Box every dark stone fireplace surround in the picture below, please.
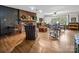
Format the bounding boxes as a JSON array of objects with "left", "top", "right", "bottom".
[{"left": 0, "top": 5, "right": 19, "bottom": 35}]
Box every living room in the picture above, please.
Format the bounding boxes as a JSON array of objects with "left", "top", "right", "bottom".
[{"left": 0, "top": 5, "right": 79, "bottom": 53}]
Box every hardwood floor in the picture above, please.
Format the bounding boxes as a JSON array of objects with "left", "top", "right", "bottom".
[
  {"left": 12, "top": 30, "right": 77, "bottom": 53},
  {"left": 0, "top": 29, "right": 78, "bottom": 53},
  {"left": 0, "top": 32, "right": 25, "bottom": 53}
]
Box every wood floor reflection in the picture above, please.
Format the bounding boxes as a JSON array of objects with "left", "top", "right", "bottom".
[{"left": 12, "top": 30, "right": 76, "bottom": 53}]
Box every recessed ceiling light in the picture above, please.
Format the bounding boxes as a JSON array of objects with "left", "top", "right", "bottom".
[
  {"left": 29, "top": 6, "right": 36, "bottom": 10},
  {"left": 39, "top": 10, "right": 42, "bottom": 13},
  {"left": 56, "top": 21, "right": 59, "bottom": 24}
]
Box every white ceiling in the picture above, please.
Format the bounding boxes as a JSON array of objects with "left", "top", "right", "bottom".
[{"left": 5, "top": 5, "right": 79, "bottom": 17}]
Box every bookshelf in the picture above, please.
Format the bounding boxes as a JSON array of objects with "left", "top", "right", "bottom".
[{"left": 68, "top": 23, "right": 79, "bottom": 30}]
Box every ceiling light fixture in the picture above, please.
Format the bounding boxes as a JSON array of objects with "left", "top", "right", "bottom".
[
  {"left": 29, "top": 6, "right": 35, "bottom": 10},
  {"left": 39, "top": 10, "right": 42, "bottom": 13},
  {"left": 29, "top": 6, "right": 42, "bottom": 13},
  {"left": 54, "top": 11, "right": 57, "bottom": 15}
]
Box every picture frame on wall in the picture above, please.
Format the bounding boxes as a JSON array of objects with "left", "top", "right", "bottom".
[{"left": 71, "top": 17, "right": 76, "bottom": 23}]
